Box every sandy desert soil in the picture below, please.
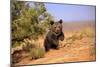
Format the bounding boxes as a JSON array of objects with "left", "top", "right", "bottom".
[{"left": 12, "top": 22, "right": 96, "bottom": 66}]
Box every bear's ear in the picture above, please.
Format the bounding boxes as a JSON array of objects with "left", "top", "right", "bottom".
[
  {"left": 50, "top": 20, "right": 54, "bottom": 25},
  {"left": 59, "top": 19, "right": 63, "bottom": 24}
]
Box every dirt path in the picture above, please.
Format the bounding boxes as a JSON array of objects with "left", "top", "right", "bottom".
[
  {"left": 14, "top": 29, "right": 96, "bottom": 66},
  {"left": 27, "top": 47, "right": 95, "bottom": 65},
  {"left": 16, "top": 37, "right": 95, "bottom": 65}
]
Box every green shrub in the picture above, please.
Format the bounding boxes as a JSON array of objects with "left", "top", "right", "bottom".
[
  {"left": 11, "top": 1, "right": 53, "bottom": 47},
  {"left": 30, "top": 46, "right": 45, "bottom": 59},
  {"left": 23, "top": 43, "right": 36, "bottom": 52},
  {"left": 12, "top": 41, "right": 22, "bottom": 48}
]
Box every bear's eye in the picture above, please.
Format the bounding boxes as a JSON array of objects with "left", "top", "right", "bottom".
[
  {"left": 53, "top": 26, "right": 56, "bottom": 28},
  {"left": 57, "top": 26, "right": 60, "bottom": 28}
]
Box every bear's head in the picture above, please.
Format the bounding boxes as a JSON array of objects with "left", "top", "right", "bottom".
[{"left": 50, "top": 19, "right": 63, "bottom": 35}]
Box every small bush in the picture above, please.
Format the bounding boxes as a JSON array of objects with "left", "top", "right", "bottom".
[
  {"left": 12, "top": 41, "right": 22, "bottom": 48},
  {"left": 82, "top": 28, "right": 95, "bottom": 38},
  {"left": 66, "top": 33, "right": 80, "bottom": 43},
  {"left": 30, "top": 46, "right": 45, "bottom": 59},
  {"left": 23, "top": 43, "right": 36, "bottom": 52}
]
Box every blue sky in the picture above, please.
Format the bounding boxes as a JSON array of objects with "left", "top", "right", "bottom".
[{"left": 44, "top": 3, "right": 96, "bottom": 22}]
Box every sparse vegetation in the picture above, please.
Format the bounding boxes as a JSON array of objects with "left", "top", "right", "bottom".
[
  {"left": 66, "top": 28, "right": 95, "bottom": 43},
  {"left": 81, "top": 28, "right": 95, "bottom": 38},
  {"left": 25, "top": 42, "right": 45, "bottom": 59},
  {"left": 66, "top": 32, "right": 83, "bottom": 44},
  {"left": 30, "top": 46, "right": 45, "bottom": 59}
]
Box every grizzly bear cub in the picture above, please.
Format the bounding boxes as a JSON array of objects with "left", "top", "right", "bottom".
[{"left": 44, "top": 19, "right": 64, "bottom": 52}]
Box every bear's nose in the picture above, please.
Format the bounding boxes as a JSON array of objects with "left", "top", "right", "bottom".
[{"left": 56, "top": 28, "right": 60, "bottom": 31}]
